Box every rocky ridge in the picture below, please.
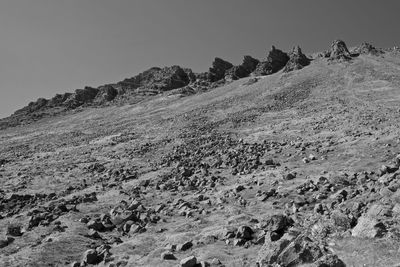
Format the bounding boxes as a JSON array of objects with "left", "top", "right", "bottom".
[{"left": 1, "top": 39, "right": 379, "bottom": 130}]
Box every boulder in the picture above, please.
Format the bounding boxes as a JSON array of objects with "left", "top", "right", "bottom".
[
  {"left": 161, "top": 251, "right": 176, "bottom": 260},
  {"left": 82, "top": 249, "right": 101, "bottom": 264},
  {"left": 0, "top": 236, "right": 14, "bottom": 248},
  {"left": 283, "top": 46, "right": 310, "bottom": 72},
  {"left": 330, "top": 210, "right": 353, "bottom": 230},
  {"left": 257, "top": 234, "right": 325, "bottom": 266},
  {"left": 180, "top": 256, "right": 197, "bottom": 267},
  {"left": 260, "top": 214, "right": 293, "bottom": 234},
  {"left": 351, "top": 216, "right": 386, "bottom": 238},
  {"left": 235, "top": 225, "right": 253, "bottom": 240}
]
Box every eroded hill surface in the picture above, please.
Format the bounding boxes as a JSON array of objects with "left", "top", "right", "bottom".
[{"left": 2, "top": 41, "right": 400, "bottom": 266}]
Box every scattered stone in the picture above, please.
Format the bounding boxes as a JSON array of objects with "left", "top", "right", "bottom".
[{"left": 177, "top": 241, "right": 193, "bottom": 251}]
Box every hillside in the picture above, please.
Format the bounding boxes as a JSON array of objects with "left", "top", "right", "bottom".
[{"left": 2, "top": 40, "right": 400, "bottom": 266}]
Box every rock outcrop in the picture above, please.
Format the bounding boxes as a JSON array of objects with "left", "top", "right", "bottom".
[
  {"left": 207, "top": 57, "right": 234, "bottom": 82},
  {"left": 328, "top": 39, "right": 352, "bottom": 61},
  {"left": 119, "top": 65, "right": 192, "bottom": 92},
  {"left": 252, "top": 46, "right": 289, "bottom": 76},
  {"left": 353, "top": 42, "right": 382, "bottom": 55},
  {"left": 225, "top": 56, "right": 260, "bottom": 81},
  {"left": 283, "top": 46, "right": 310, "bottom": 72}
]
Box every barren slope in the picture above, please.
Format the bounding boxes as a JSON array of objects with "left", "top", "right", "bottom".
[{"left": 2, "top": 53, "right": 400, "bottom": 266}]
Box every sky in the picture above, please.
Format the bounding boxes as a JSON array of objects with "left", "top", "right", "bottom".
[{"left": 1, "top": 0, "right": 400, "bottom": 118}]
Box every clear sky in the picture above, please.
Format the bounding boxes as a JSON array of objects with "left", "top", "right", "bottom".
[{"left": 1, "top": 0, "right": 400, "bottom": 118}]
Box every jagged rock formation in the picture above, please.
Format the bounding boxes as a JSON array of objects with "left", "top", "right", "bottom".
[
  {"left": 3, "top": 66, "right": 196, "bottom": 128},
  {"left": 328, "top": 39, "right": 352, "bottom": 61},
  {"left": 207, "top": 57, "right": 234, "bottom": 82},
  {"left": 353, "top": 42, "right": 383, "bottom": 55},
  {"left": 118, "top": 65, "right": 193, "bottom": 92},
  {"left": 283, "top": 46, "right": 310, "bottom": 72},
  {"left": 242, "top": 55, "right": 260, "bottom": 73},
  {"left": 2, "top": 39, "right": 393, "bottom": 130},
  {"left": 225, "top": 56, "right": 260, "bottom": 81},
  {"left": 252, "top": 46, "right": 289, "bottom": 76}
]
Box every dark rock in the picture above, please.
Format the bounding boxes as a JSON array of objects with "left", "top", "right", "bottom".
[
  {"left": 208, "top": 58, "right": 234, "bottom": 82},
  {"left": 65, "top": 87, "right": 99, "bottom": 108},
  {"left": 180, "top": 256, "right": 197, "bottom": 267},
  {"left": 6, "top": 224, "right": 23, "bottom": 237},
  {"left": 87, "top": 229, "right": 102, "bottom": 239},
  {"left": 314, "top": 254, "right": 346, "bottom": 267},
  {"left": 161, "top": 251, "right": 177, "bottom": 260},
  {"left": 261, "top": 214, "right": 293, "bottom": 234},
  {"left": 233, "top": 238, "right": 246, "bottom": 246},
  {"left": 283, "top": 172, "right": 296, "bottom": 180},
  {"left": 87, "top": 220, "right": 105, "bottom": 232},
  {"left": 177, "top": 241, "right": 193, "bottom": 251},
  {"left": 252, "top": 46, "right": 289, "bottom": 76},
  {"left": 283, "top": 46, "right": 310, "bottom": 72},
  {"left": 0, "top": 236, "right": 14, "bottom": 248},
  {"left": 236, "top": 225, "right": 253, "bottom": 240},
  {"left": 225, "top": 55, "right": 260, "bottom": 81},
  {"left": 82, "top": 249, "right": 101, "bottom": 265},
  {"left": 224, "top": 65, "right": 248, "bottom": 81},
  {"left": 241, "top": 55, "right": 260, "bottom": 73}
]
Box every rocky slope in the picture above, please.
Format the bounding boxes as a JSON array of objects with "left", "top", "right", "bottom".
[{"left": 2, "top": 40, "right": 400, "bottom": 267}]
